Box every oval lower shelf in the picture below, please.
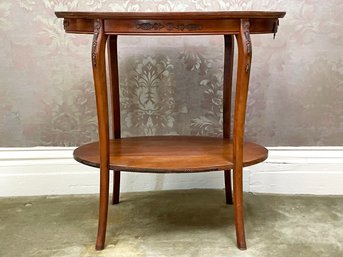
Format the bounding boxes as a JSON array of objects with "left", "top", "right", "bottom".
[{"left": 73, "top": 136, "right": 268, "bottom": 173}]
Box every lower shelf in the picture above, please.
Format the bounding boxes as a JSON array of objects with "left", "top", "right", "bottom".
[{"left": 73, "top": 136, "right": 268, "bottom": 173}]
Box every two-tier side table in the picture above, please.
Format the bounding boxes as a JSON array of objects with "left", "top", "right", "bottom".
[{"left": 55, "top": 11, "right": 285, "bottom": 251}]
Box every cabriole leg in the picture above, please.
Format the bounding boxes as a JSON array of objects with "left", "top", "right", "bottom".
[
  {"left": 233, "top": 19, "right": 252, "bottom": 250},
  {"left": 91, "top": 19, "right": 110, "bottom": 251}
]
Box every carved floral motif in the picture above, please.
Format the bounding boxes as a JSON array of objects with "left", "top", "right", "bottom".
[
  {"left": 136, "top": 22, "right": 202, "bottom": 31},
  {"left": 91, "top": 19, "right": 101, "bottom": 67},
  {"left": 243, "top": 20, "right": 252, "bottom": 54},
  {"left": 174, "top": 23, "right": 202, "bottom": 31},
  {"left": 242, "top": 20, "right": 251, "bottom": 72},
  {"left": 136, "top": 22, "right": 164, "bottom": 30}
]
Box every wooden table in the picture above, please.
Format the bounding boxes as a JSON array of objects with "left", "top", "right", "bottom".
[{"left": 55, "top": 11, "right": 286, "bottom": 251}]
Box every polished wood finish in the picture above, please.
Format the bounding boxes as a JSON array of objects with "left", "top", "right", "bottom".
[
  {"left": 223, "top": 35, "right": 235, "bottom": 205},
  {"left": 56, "top": 10, "right": 285, "bottom": 252},
  {"left": 107, "top": 35, "right": 121, "bottom": 205},
  {"left": 56, "top": 11, "right": 285, "bottom": 19},
  {"left": 107, "top": 35, "right": 121, "bottom": 140},
  {"left": 90, "top": 19, "right": 110, "bottom": 251},
  {"left": 56, "top": 11, "right": 285, "bottom": 36},
  {"left": 73, "top": 136, "right": 268, "bottom": 172},
  {"left": 112, "top": 170, "right": 120, "bottom": 205},
  {"left": 224, "top": 170, "right": 233, "bottom": 204},
  {"left": 223, "top": 35, "right": 234, "bottom": 140},
  {"left": 232, "top": 19, "right": 253, "bottom": 250},
  {"left": 59, "top": 18, "right": 280, "bottom": 35}
]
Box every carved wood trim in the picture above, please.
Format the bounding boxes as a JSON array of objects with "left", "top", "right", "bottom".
[
  {"left": 136, "top": 22, "right": 164, "bottom": 30},
  {"left": 174, "top": 23, "right": 202, "bottom": 31},
  {"left": 241, "top": 19, "right": 251, "bottom": 72},
  {"left": 136, "top": 22, "right": 202, "bottom": 31},
  {"left": 92, "top": 19, "right": 102, "bottom": 67},
  {"left": 243, "top": 20, "right": 252, "bottom": 54}
]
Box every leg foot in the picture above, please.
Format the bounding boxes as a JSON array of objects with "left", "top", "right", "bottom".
[
  {"left": 233, "top": 168, "right": 247, "bottom": 250},
  {"left": 95, "top": 167, "right": 110, "bottom": 251},
  {"left": 237, "top": 244, "right": 247, "bottom": 251},
  {"left": 95, "top": 243, "right": 105, "bottom": 251}
]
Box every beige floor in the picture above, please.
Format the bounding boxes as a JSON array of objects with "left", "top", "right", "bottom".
[{"left": 0, "top": 189, "right": 342, "bottom": 257}]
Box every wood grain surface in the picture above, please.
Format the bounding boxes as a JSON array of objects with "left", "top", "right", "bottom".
[
  {"left": 56, "top": 11, "right": 285, "bottom": 19},
  {"left": 73, "top": 136, "right": 268, "bottom": 173}
]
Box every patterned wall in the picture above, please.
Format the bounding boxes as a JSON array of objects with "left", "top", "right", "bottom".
[{"left": 0, "top": 0, "right": 342, "bottom": 147}]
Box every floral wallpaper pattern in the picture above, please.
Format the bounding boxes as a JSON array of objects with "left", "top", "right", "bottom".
[
  {"left": 121, "top": 55, "right": 176, "bottom": 136},
  {"left": 0, "top": 0, "right": 342, "bottom": 146}
]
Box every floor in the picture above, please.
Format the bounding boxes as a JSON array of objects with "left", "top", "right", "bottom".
[{"left": 0, "top": 189, "right": 342, "bottom": 257}]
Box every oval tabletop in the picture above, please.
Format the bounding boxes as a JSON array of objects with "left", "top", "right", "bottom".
[
  {"left": 55, "top": 11, "right": 285, "bottom": 35},
  {"left": 73, "top": 136, "right": 268, "bottom": 173},
  {"left": 55, "top": 11, "right": 286, "bottom": 19}
]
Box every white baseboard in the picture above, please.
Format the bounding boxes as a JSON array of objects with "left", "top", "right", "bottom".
[{"left": 0, "top": 146, "right": 342, "bottom": 196}]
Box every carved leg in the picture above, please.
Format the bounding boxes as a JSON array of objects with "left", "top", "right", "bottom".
[
  {"left": 112, "top": 171, "right": 120, "bottom": 204},
  {"left": 233, "top": 19, "right": 252, "bottom": 251},
  {"left": 107, "top": 35, "right": 121, "bottom": 205},
  {"left": 91, "top": 19, "right": 110, "bottom": 251},
  {"left": 224, "top": 170, "right": 233, "bottom": 205}
]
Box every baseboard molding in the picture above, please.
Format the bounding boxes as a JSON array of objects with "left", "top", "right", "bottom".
[{"left": 0, "top": 146, "right": 342, "bottom": 196}]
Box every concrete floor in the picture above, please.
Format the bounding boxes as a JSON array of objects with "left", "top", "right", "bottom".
[{"left": 0, "top": 189, "right": 342, "bottom": 257}]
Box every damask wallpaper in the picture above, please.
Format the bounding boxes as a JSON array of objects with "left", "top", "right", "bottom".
[{"left": 0, "top": 0, "right": 342, "bottom": 147}]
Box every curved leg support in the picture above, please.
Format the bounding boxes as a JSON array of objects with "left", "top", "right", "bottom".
[
  {"left": 233, "top": 19, "right": 252, "bottom": 251},
  {"left": 91, "top": 19, "right": 110, "bottom": 251}
]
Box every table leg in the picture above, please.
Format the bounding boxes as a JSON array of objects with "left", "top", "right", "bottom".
[
  {"left": 224, "top": 170, "right": 233, "bottom": 204},
  {"left": 233, "top": 19, "right": 252, "bottom": 250},
  {"left": 112, "top": 170, "right": 120, "bottom": 204},
  {"left": 107, "top": 35, "right": 121, "bottom": 205},
  {"left": 91, "top": 19, "right": 110, "bottom": 251},
  {"left": 223, "top": 34, "right": 234, "bottom": 205}
]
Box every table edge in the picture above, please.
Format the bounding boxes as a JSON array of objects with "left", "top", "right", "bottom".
[
  {"left": 72, "top": 136, "right": 269, "bottom": 173},
  {"left": 55, "top": 11, "right": 286, "bottom": 20}
]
